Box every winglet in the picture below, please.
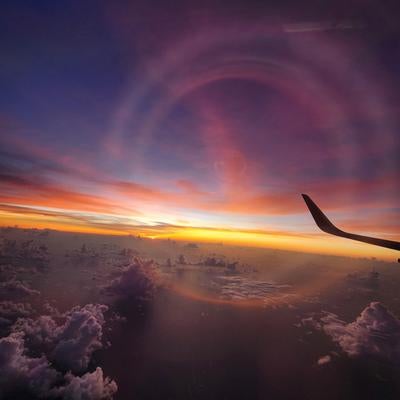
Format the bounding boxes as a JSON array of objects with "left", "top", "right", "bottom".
[{"left": 301, "top": 194, "right": 342, "bottom": 235}]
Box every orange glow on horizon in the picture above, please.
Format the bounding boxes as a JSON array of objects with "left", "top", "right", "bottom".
[
  {"left": 157, "top": 227, "right": 397, "bottom": 261},
  {"left": 0, "top": 209, "right": 397, "bottom": 262}
]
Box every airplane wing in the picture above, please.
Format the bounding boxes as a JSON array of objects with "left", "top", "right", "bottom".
[{"left": 302, "top": 194, "right": 400, "bottom": 252}]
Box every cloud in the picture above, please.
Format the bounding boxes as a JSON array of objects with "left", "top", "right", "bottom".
[
  {"left": 0, "top": 173, "right": 129, "bottom": 214},
  {"left": 13, "top": 314, "right": 58, "bottom": 349},
  {"left": 0, "top": 204, "right": 301, "bottom": 238},
  {"left": 113, "top": 180, "right": 171, "bottom": 201},
  {"left": 319, "top": 302, "right": 400, "bottom": 363},
  {"left": 1, "top": 303, "right": 117, "bottom": 399},
  {"left": 216, "top": 275, "right": 291, "bottom": 303},
  {"left": 338, "top": 212, "right": 400, "bottom": 237},
  {"left": 0, "top": 301, "right": 33, "bottom": 326},
  {"left": 103, "top": 258, "right": 158, "bottom": 299},
  {"left": 51, "top": 304, "right": 108, "bottom": 373},
  {"left": 283, "top": 20, "right": 365, "bottom": 33},
  {"left": 219, "top": 192, "right": 303, "bottom": 215},
  {"left": 0, "top": 160, "right": 135, "bottom": 215},
  {"left": 1, "top": 134, "right": 399, "bottom": 240},
  {"left": 175, "top": 179, "right": 207, "bottom": 196},
  {"left": 317, "top": 355, "right": 331, "bottom": 365},
  {"left": 0, "top": 332, "right": 59, "bottom": 398},
  {"left": 0, "top": 236, "right": 49, "bottom": 273},
  {"left": 0, "top": 279, "right": 40, "bottom": 300},
  {"left": 0, "top": 136, "right": 109, "bottom": 185},
  {"left": 0, "top": 332, "right": 117, "bottom": 400},
  {"left": 14, "top": 304, "right": 108, "bottom": 373},
  {"left": 0, "top": 204, "right": 144, "bottom": 236},
  {"left": 49, "top": 367, "right": 117, "bottom": 400}
]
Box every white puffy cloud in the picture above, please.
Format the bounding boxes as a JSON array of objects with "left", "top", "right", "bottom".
[
  {"left": 51, "top": 304, "right": 108, "bottom": 372},
  {"left": 0, "top": 332, "right": 59, "bottom": 398},
  {"left": 50, "top": 367, "right": 117, "bottom": 400},
  {"left": 0, "top": 304, "right": 117, "bottom": 399},
  {"left": 319, "top": 302, "right": 400, "bottom": 363},
  {"left": 14, "top": 315, "right": 58, "bottom": 349},
  {"left": 14, "top": 304, "right": 108, "bottom": 373},
  {"left": 104, "top": 258, "right": 157, "bottom": 299}
]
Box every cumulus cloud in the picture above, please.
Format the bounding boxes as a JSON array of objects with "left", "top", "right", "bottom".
[
  {"left": 0, "top": 332, "right": 59, "bottom": 398},
  {"left": 0, "top": 304, "right": 117, "bottom": 399},
  {"left": 14, "top": 304, "right": 108, "bottom": 373},
  {"left": 50, "top": 367, "right": 117, "bottom": 400},
  {"left": 103, "top": 258, "right": 157, "bottom": 299},
  {"left": 13, "top": 314, "right": 57, "bottom": 349},
  {"left": 0, "top": 333, "right": 117, "bottom": 399},
  {"left": 51, "top": 304, "right": 108, "bottom": 372},
  {"left": 319, "top": 302, "right": 400, "bottom": 363},
  {"left": 0, "top": 279, "right": 40, "bottom": 300},
  {"left": 0, "top": 301, "right": 33, "bottom": 327}
]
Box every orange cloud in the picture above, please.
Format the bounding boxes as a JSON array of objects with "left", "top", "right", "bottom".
[{"left": 0, "top": 174, "right": 134, "bottom": 215}]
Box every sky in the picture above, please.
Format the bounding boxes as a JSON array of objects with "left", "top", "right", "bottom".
[{"left": 0, "top": 0, "right": 399, "bottom": 260}]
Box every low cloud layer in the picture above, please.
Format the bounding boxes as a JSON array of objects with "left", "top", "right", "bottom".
[
  {"left": 319, "top": 302, "right": 400, "bottom": 363},
  {"left": 216, "top": 275, "right": 291, "bottom": 303}
]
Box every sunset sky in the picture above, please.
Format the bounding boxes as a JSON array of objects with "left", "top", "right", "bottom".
[{"left": 0, "top": 0, "right": 399, "bottom": 259}]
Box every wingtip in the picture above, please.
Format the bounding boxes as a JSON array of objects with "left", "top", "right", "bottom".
[
  {"left": 300, "top": 193, "right": 337, "bottom": 234},
  {"left": 301, "top": 193, "right": 313, "bottom": 208}
]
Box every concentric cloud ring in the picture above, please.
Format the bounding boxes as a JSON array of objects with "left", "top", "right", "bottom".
[{"left": 107, "top": 20, "right": 397, "bottom": 202}]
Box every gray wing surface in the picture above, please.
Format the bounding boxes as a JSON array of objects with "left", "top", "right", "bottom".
[{"left": 302, "top": 194, "right": 400, "bottom": 252}]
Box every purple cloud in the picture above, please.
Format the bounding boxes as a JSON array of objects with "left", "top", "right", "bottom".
[
  {"left": 0, "top": 279, "right": 40, "bottom": 300},
  {"left": 0, "top": 301, "right": 33, "bottom": 327},
  {"left": 319, "top": 302, "right": 400, "bottom": 363},
  {"left": 103, "top": 258, "right": 158, "bottom": 299},
  {"left": 317, "top": 355, "right": 332, "bottom": 366},
  {"left": 50, "top": 367, "right": 117, "bottom": 400},
  {"left": 1, "top": 304, "right": 117, "bottom": 399},
  {"left": 14, "top": 304, "right": 108, "bottom": 373},
  {"left": 0, "top": 332, "right": 59, "bottom": 398}
]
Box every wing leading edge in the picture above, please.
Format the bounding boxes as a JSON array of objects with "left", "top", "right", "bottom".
[{"left": 302, "top": 194, "right": 400, "bottom": 253}]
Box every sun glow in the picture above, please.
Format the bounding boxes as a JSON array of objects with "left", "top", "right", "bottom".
[{"left": 0, "top": 203, "right": 397, "bottom": 261}]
